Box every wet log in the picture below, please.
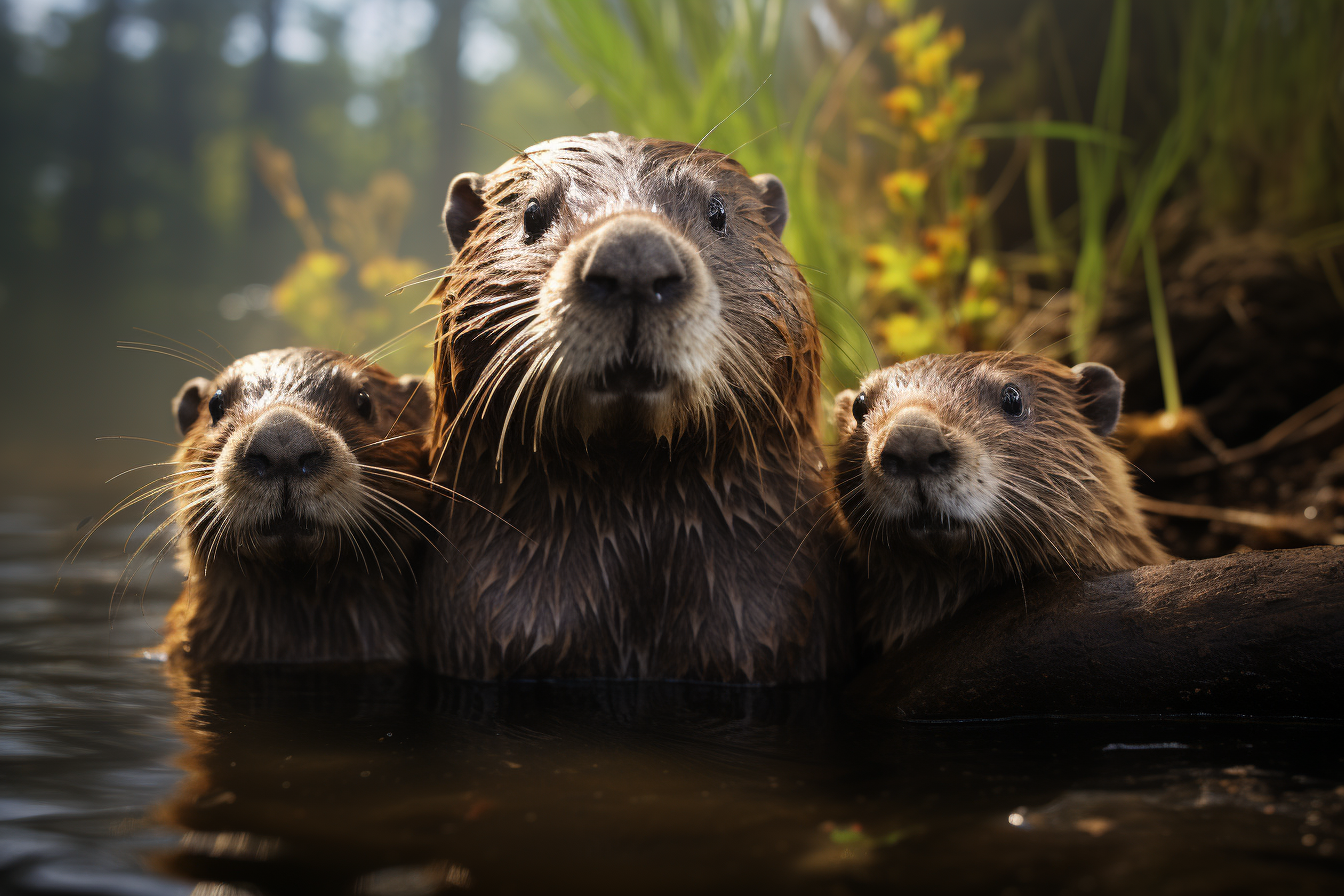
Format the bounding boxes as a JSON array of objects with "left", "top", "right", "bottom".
[{"left": 846, "top": 546, "right": 1344, "bottom": 721}]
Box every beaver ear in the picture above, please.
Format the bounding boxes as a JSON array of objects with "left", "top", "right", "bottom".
[
  {"left": 752, "top": 173, "right": 788, "bottom": 238},
  {"left": 394, "top": 374, "right": 432, "bottom": 420},
  {"left": 1072, "top": 362, "right": 1124, "bottom": 437},
  {"left": 173, "top": 377, "right": 211, "bottom": 435},
  {"left": 833, "top": 389, "right": 858, "bottom": 439},
  {"left": 443, "top": 173, "right": 487, "bottom": 254}
]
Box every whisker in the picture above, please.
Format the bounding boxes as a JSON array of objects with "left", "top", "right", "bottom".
[{"left": 129, "top": 328, "right": 226, "bottom": 372}]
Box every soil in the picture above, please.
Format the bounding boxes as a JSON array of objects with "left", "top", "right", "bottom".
[{"left": 1090, "top": 195, "right": 1344, "bottom": 559}]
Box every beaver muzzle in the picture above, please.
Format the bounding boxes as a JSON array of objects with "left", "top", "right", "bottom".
[
  {"left": 538, "top": 211, "right": 722, "bottom": 409},
  {"left": 866, "top": 405, "right": 976, "bottom": 536},
  {"left": 215, "top": 405, "right": 363, "bottom": 545}
]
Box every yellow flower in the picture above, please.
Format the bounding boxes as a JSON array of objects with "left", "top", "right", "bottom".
[
  {"left": 880, "top": 169, "right": 929, "bottom": 217},
  {"left": 960, "top": 294, "right": 1001, "bottom": 324},
  {"left": 883, "top": 11, "right": 943, "bottom": 69},
  {"left": 913, "top": 113, "right": 950, "bottom": 143},
  {"left": 965, "top": 256, "right": 1007, "bottom": 296},
  {"left": 944, "top": 27, "right": 965, "bottom": 56},
  {"left": 910, "top": 41, "right": 951, "bottom": 85},
  {"left": 905, "top": 27, "right": 963, "bottom": 84},
  {"left": 271, "top": 250, "right": 352, "bottom": 347},
  {"left": 945, "top": 70, "right": 981, "bottom": 125},
  {"left": 882, "top": 313, "right": 941, "bottom": 360},
  {"left": 864, "top": 243, "right": 922, "bottom": 300},
  {"left": 911, "top": 253, "right": 944, "bottom": 284},
  {"left": 358, "top": 254, "right": 426, "bottom": 298},
  {"left": 882, "top": 85, "right": 924, "bottom": 124},
  {"left": 923, "top": 225, "right": 968, "bottom": 274},
  {"left": 272, "top": 250, "right": 349, "bottom": 315}
]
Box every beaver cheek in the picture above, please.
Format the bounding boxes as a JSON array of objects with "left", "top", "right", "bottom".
[
  {"left": 653, "top": 279, "right": 723, "bottom": 385},
  {"left": 935, "top": 444, "right": 1000, "bottom": 525},
  {"left": 535, "top": 258, "right": 632, "bottom": 373}
]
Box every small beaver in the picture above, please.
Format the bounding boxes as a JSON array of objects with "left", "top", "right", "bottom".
[
  {"left": 421, "top": 132, "right": 847, "bottom": 683},
  {"left": 161, "top": 348, "right": 433, "bottom": 666},
  {"left": 833, "top": 351, "right": 1169, "bottom": 654}
]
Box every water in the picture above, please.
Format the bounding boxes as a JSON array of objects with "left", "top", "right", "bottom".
[{"left": 2, "top": 493, "right": 1342, "bottom": 895}]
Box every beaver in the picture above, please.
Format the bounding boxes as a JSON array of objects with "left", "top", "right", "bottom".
[
  {"left": 832, "top": 351, "right": 1169, "bottom": 654},
  {"left": 160, "top": 348, "right": 433, "bottom": 666},
  {"left": 419, "top": 132, "right": 848, "bottom": 683}
]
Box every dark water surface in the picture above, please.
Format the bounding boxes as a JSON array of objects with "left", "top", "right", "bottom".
[{"left": 2, "top": 494, "right": 1343, "bottom": 896}]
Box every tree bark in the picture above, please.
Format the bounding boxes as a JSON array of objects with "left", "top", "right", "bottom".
[
  {"left": 846, "top": 546, "right": 1344, "bottom": 720},
  {"left": 431, "top": 0, "right": 466, "bottom": 209}
]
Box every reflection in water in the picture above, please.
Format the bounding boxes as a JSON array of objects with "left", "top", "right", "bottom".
[
  {"left": 3, "top": 495, "right": 1344, "bottom": 895},
  {"left": 155, "top": 672, "right": 852, "bottom": 894},
  {"left": 151, "top": 667, "right": 1344, "bottom": 895}
]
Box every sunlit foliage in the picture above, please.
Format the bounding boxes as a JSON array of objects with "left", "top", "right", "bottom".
[
  {"left": 862, "top": 5, "right": 1009, "bottom": 359},
  {"left": 255, "top": 138, "right": 433, "bottom": 373}
]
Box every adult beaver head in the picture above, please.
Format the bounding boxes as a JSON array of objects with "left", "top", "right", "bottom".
[
  {"left": 171, "top": 348, "right": 431, "bottom": 565},
  {"left": 834, "top": 351, "right": 1168, "bottom": 651},
  {"left": 434, "top": 132, "right": 816, "bottom": 455},
  {"left": 420, "top": 134, "right": 846, "bottom": 683}
]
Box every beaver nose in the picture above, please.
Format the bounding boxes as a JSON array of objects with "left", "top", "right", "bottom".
[
  {"left": 579, "top": 216, "right": 688, "bottom": 306},
  {"left": 241, "top": 408, "right": 327, "bottom": 479},
  {"left": 880, "top": 407, "right": 953, "bottom": 476}
]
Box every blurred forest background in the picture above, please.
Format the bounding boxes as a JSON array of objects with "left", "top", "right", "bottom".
[{"left": 3, "top": 0, "right": 1343, "bottom": 557}]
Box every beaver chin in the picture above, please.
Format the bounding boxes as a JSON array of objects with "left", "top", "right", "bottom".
[
  {"left": 252, "top": 512, "right": 320, "bottom": 540},
  {"left": 564, "top": 357, "right": 717, "bottom": 442},
  {"left": 206, "top": 510, "right": 328, "bottom": 562},
  {"left": 590, "top": 357, "right": 669, "bottom": 394},
  {"left": 899, "top": 507, "right": 966, "bottom": 534},
  {"left": 885, "top": 505, "right": 972, "bottom": 549}
]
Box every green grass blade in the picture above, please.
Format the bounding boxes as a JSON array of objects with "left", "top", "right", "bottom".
[{"left": 1142, "top": 231, "right": 1182, "bottom": 415}]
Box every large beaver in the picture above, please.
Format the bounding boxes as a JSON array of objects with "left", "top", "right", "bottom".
[
  {"left": 833, "top": 351, "right": 1169, "bottom": 655},
  {"left": 160, "top": 348, "right": 433, "bottom": 666},
  {"left": 420, "top": 133, "right": 847, "bottom": 682}
]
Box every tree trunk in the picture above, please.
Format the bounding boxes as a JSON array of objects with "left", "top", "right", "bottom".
[{"left": 431, "top": 0, "right": 466, "bottom": 210}]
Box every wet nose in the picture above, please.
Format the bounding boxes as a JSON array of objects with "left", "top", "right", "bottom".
[
  {"left": 880, "top": 407, "right": 953, "bottom": 476},
  {"left": 242, "top": 408, "right": 327, "bottom": 479},
  {"left": 579, "top": 215, "right": 688, "bottom": 306}
]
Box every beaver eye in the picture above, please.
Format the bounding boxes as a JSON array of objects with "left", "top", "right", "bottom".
[
  {"left": 355, "top": 389, "right": 372, "bottom": 420},
  {"left": 523, "top": 199, "right": 547, "bottom": 239},
  {"left": 208, "top": 389, "right": 226, "bottom": 425},
  {"left": 707, "top": 193, "right": 727, "bottom": 233},
  {"left": 1001, "top": 384, "right": 1024, "bottom": 417},
  {"left": 852, "top": 392, "right": 869, "bottom": 424}
]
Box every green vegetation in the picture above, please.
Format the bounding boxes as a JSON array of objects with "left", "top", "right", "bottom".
[
  {"left": 861, "top": 8, "right": 1007, "bottom": 359},
  {"left": 536, "top": 0, "right": 1344, "bottom": 418},
  {"left": 254, "top": 138, "right": 435, "bottom": 373},
  {"left": 6, "top": 0, "right": 1343, "bottom": 440},
  {"left": 538, "top": 0, "right": 878, "bottom": 388}
]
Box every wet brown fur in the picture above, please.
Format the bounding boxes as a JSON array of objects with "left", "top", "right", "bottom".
[
  {"left": 421, "top": 133, "right": 849, "bottom": 682},
  {"left": 161, "top": 348, "right": 433, "bottom": 667},
  {"left": 833, "top": 351, "right": 1169, "bottom": 654}
]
